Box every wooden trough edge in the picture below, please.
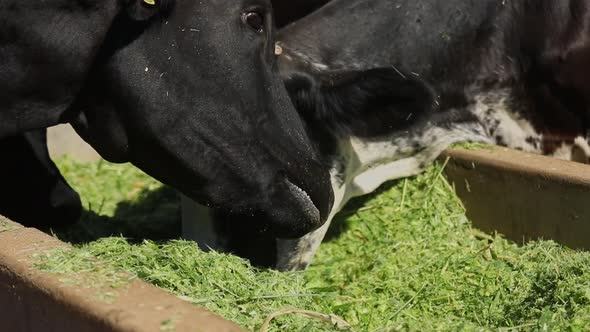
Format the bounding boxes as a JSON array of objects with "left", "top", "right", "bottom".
[
  {"left": 0, "top": 216, "right": 245, "bottom": 332},
  {"left": 442, "top": 146, "right": 590, "bottom": 251}
]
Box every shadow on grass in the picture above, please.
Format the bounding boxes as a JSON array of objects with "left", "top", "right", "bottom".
[
  {"left": 57, "top": 186, "right": 181, "bottom": 245},
  {"left": 323, "top": 179, "right": 401, "bottom": 242},
  {"left": 57, "top": 178, "right": 402, "bottom": 252}
]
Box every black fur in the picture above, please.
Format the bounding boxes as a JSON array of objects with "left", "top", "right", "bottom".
[
  {"left": 1, "top": 0, "right": 334, "bottom": 237},
  {"left": 284, "top": 67, "right": 437, "bottom": 138}
]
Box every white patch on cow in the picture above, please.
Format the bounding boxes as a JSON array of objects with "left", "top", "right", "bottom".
[
  {"left": 276, "top": 158, "right": 351, "bottom": 271},
  {"left": 554, "top": 136, "right": 590, "bottom": 163},
  {"left": 469, "top": 88, "right": 543, "bottom": 153},
  {"left": 180, "top": 195, "right": 227, "bottom": 251},
  {"left": 468, "top": 88, "right": 590, "bottom": 163},
  {"left": 552, "top": 143, "right": 576, "bottom": 161},
  {"left": 573, "top": 137, "right": 590, "bottom": 162},
  {"left": 276, "top": 120, "right": 492, "bottom": 270}
]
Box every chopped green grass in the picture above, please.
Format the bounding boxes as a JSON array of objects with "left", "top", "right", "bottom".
[
  {"left": 48, "top": 157, "right": 590, "bottom": 331},
  {"left": 33, "top": 247, "right": 135, "bottom": 303}
]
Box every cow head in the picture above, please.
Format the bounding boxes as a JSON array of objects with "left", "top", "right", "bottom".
[
  {"left": 178, "top": 43, "right": 443, "bottom": 269},
  {"left": 70, "top": 0, "right": 334, "bottom": 239}
]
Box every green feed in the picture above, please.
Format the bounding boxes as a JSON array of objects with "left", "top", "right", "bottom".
[{"left": 44, "top": 156, "right": 590, "bottom": 331}]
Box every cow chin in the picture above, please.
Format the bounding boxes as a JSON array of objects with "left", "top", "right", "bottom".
[{"left": 69, "top": 110, "right": 130, "bottom": 164}]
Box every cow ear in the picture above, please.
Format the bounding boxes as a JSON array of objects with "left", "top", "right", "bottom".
[
  {"left": 284, "top": 68, "right": 437, "bottom": 138},
  {"left": 124, "top": 0, "right": 172, "bottom": 21}
]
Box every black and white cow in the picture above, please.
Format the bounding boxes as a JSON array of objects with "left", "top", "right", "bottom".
[
  {"left": 0, "top": 0, "right": 334, "bottom": 239},
  {"left": 183, "top": 0, "right": 590, "bottom": 270}
]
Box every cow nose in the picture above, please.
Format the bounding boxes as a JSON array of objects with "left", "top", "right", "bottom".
[{"left": 265, "top": 177, "right": 322, "bottom": 238}]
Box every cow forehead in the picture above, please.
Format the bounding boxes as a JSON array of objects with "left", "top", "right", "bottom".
[{"left": 174, "top": 0, "right": 272, "bottom": 20}]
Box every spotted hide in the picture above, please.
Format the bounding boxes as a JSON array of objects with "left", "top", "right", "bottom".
[{"left": 183, "top": 0, "right": 590, "bottom": 270}]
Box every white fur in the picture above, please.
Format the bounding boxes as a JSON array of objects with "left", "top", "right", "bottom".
[
  {"left": 470, "top": 88, "right": 589, "bottom": 162},
  {"left": 470, "top": 88, "right": 543, "bottom": 153}
]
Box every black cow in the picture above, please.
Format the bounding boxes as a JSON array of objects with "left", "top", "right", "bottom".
[
  {"left": 0, "top": 0, "right": 334, "bottom": 239},
  {"left": 184, "top": 0, "right": 590, "bottom": 270}
]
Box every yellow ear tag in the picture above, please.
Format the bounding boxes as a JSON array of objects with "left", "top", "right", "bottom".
[{"left": 143, "top": 0, "right": 156, "bottom": 5}]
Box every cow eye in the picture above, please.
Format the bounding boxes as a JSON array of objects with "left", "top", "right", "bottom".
[{"left": 242, "top": 12, "right": 264, "bottom": 33}]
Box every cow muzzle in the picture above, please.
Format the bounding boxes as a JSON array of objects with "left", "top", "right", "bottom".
[{"left": 264, "top": 176, "right": 325, "bottom": 239}]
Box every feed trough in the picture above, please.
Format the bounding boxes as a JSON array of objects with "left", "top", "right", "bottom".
[
  {"left": 0, "top": 216, "right": 244, "bottom": 332},
  {"left": 3, "top": 128, "right": 590, "bottom": 330},
  {"left": 443, "top": 146, "right": 590, "bottom": 250}
]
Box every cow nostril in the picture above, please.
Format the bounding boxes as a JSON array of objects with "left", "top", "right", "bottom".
[
  {"left": 264, "top": 177, "right": 322, "bottom": 238},
  {"left": 284, "top": 178, "right": 320, "bottom": 224}
]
